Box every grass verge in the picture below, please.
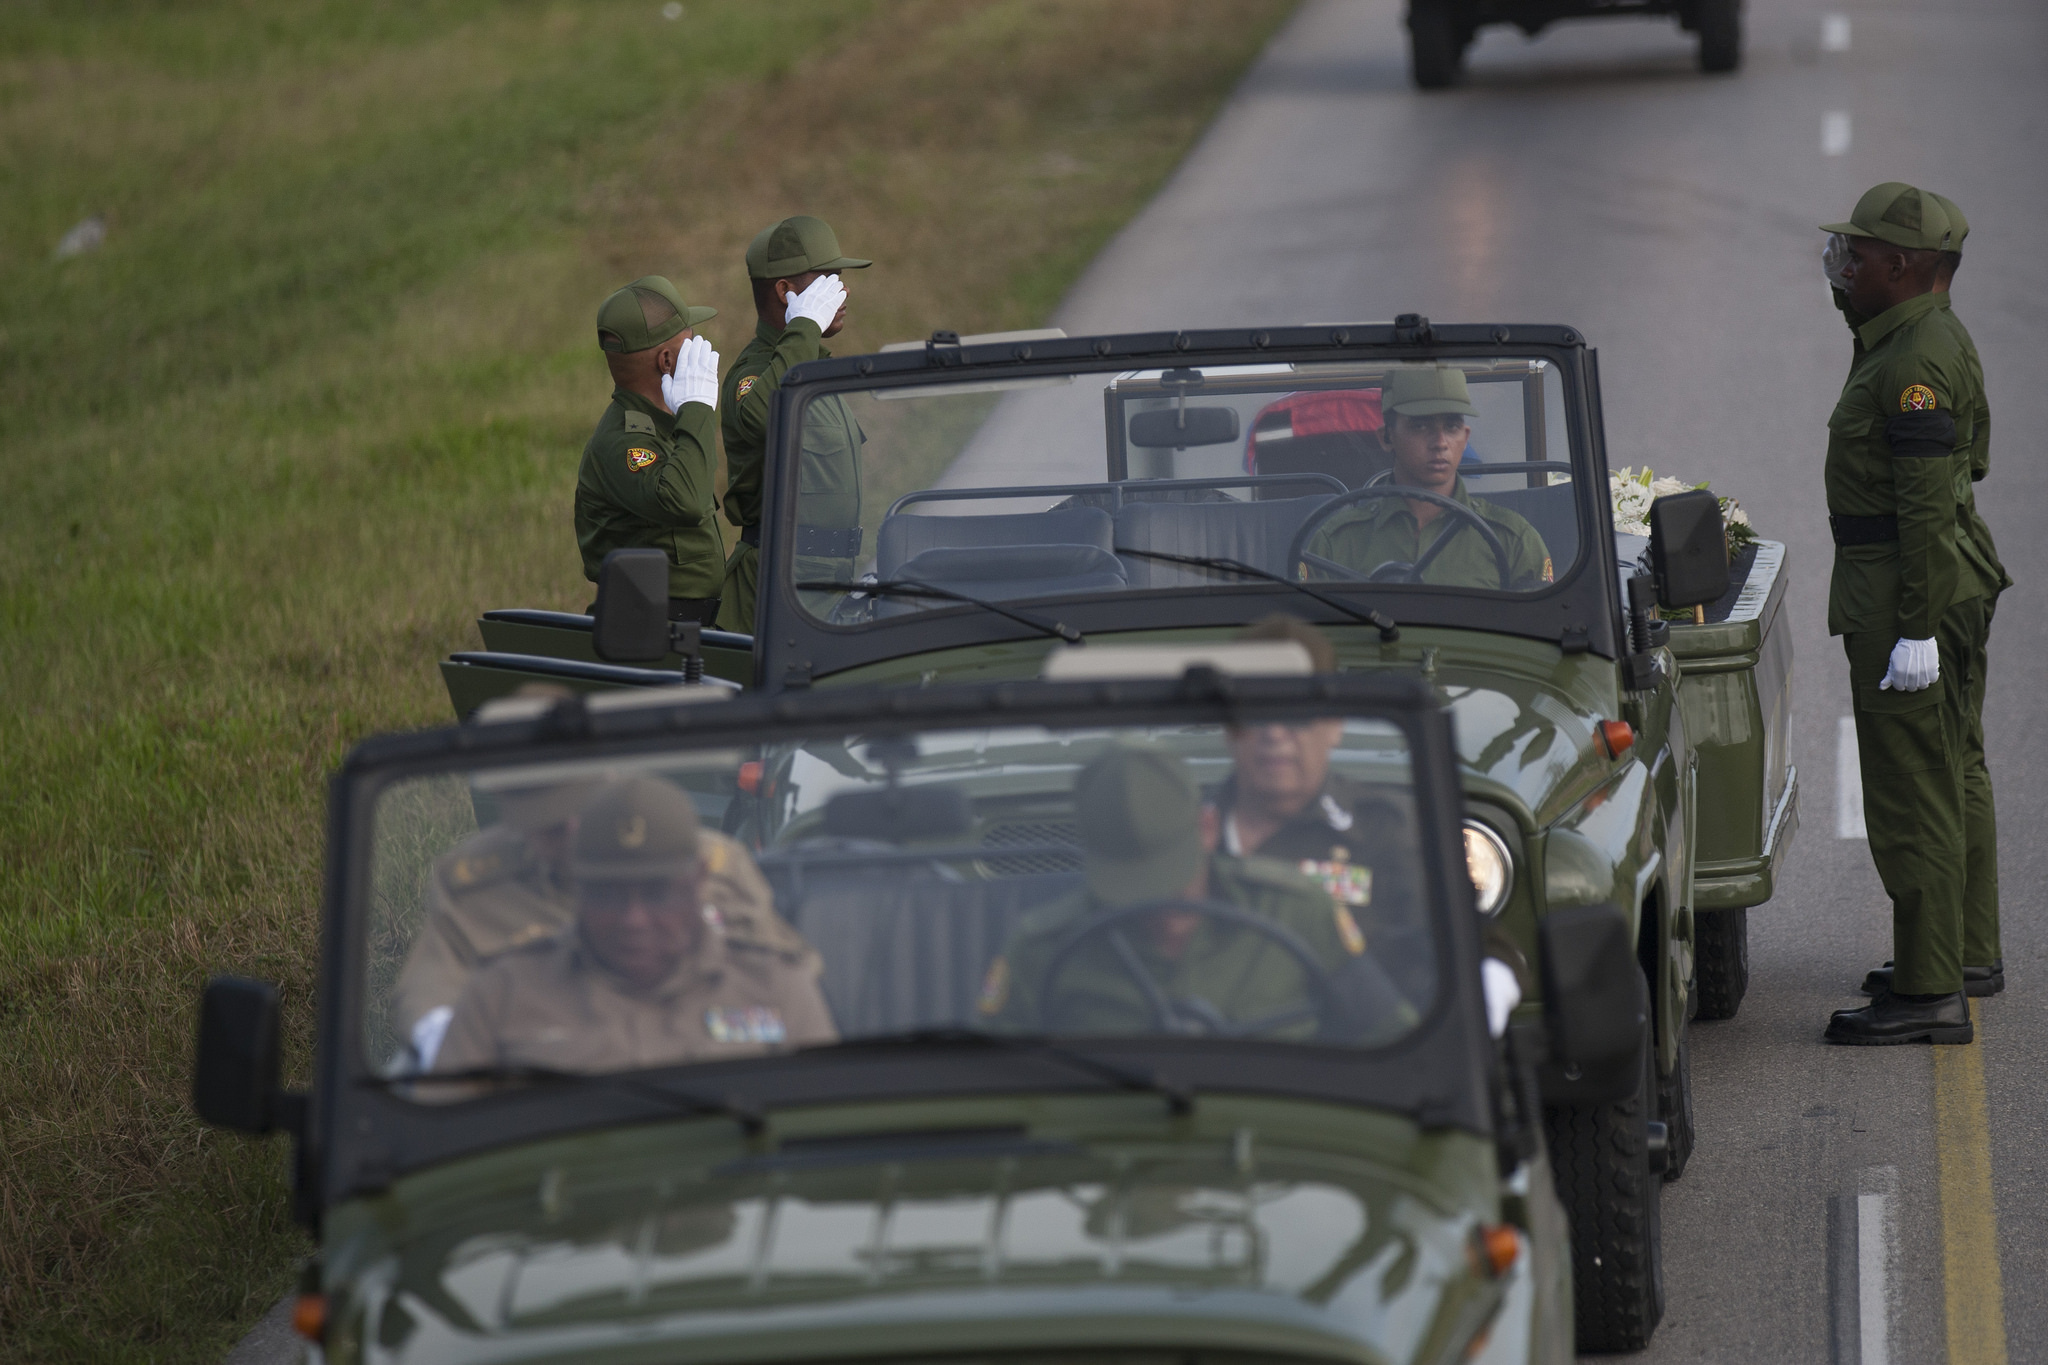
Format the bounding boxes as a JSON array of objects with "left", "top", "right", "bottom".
[{"left": 0, "top": 0, "right": 1294, "bottom": 1358}]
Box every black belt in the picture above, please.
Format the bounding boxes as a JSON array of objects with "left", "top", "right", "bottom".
[
  {"left": 736, "top": 524, "right": 863, "bottom": 557},
  {"left": 1830, "top": 514, "right": 1899, "bottom": 547}
]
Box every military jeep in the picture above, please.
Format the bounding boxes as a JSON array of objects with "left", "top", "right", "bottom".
[
  {"left": 191, "top": 670, "right": 1661, "bottom": 1364},
  {"left": 1402, "top": 0, "right": 1743, "bottom": 90},
  {"left": 440, "top": 318, "right": 1797, "bottom": 1349}
]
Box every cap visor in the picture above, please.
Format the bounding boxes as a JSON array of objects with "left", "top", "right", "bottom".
[
  {"left": 1817, "top": 221, "right": 1865, "bottom": 235},
  {"left": 816, "top": 256, "right": 872, "bottom": 270},
  {"left": 1388, "top": 399, "right": 1476, "bottom": 418},
  {"left": 1083, "top": 835, "right": 1204, "bottom": 909},
  {"left": 683, "top": 305, "right": 718, "bottom": 326}
]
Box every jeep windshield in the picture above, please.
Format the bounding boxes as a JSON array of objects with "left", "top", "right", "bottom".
[
  {"left": 355, "top": 688, "right": 1460, "bottom": 1118},
  {"left": 783, "top": 352, "right": 1581, "bottom": 629}
]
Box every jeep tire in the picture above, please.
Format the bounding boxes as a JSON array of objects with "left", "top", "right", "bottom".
[
  {"left": 1408, "top": 0, "right": 1465, "bottom": 90},
  {"left": 1694, "top": 906, "right": 1749, "bottom": 1020},
  {"left": 1656, "top": 1014, "right": 1695, "bottom": 1182},
  {"left": 1696, "top": 0, "right": 1742, "bottom": 72},
  {"left": 1544, "top": 1008, "right": 1665, "bottom": 1352}
]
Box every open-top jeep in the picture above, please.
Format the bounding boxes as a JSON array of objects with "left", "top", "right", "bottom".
[
  {"left": 440, "top": 318, "right": 1797, "bottom": 1348},
  {"left": 193, "top": 670, "right": 1662, "bottom": 1364}
]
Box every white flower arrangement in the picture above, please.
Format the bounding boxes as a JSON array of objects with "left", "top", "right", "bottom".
[{"left": 1610, "top": 466, "right": 1756, "bottom": 552}]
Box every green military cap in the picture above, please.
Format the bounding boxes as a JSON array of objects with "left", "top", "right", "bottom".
[
  {"left": 1382, "top": 364, "right": 1477, "bottom": 419},
  {"left": 1074, "top": 745, "right": 1205, "bottom": 909},
  {"left": 571, "top": 776, "right": 702, "bottom": 881},
  {"left": 1926, "top": 191, "right": 1969, "bottom": 251},
  {"left": 596, "top": 275, "right": 717, "bottom": 354},
  {"left": 1820, "top": 183, "right": 1959, "bottom": 252},
  {"left": 745, "top": 215, "right": 872, "bottom": 280}
]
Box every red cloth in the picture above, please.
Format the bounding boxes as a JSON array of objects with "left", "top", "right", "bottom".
[{"left": 1244, "top": 389, "right": 1383, "bottom": 471}]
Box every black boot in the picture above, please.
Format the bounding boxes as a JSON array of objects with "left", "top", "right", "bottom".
[
  {"left": 1860, "top": 959, "right": 2004, "bottom": 998},
  {"left": 1825, "top": 990, "right": 1973, "bottom": 1046}
]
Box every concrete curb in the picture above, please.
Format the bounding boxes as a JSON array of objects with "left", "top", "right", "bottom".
[{"left": 224, "top": 1295, "right": 302, "bottom": 1365}]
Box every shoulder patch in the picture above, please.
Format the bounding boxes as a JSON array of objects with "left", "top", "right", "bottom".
[
  {"left": 736, "top": 375, "right": 758, "bottom": 399},
  {"left": 626, "top": 447, "right": 660, "bottom": 470},
  {"left": 1900, "top": 384, "right": 1939, "bottom": 412},
  {"left": 622, "top": 410, "right": 659, "bottom": 435},
  {"left": 1543, "top": 556, "right": 1554, "bottom": 583}
]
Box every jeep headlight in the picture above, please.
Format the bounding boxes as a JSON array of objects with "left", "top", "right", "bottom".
[{"left": 1463, "top": 820, "right": 1513, "bottom": 914}]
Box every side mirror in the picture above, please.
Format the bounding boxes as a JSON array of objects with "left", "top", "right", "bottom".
[
  {"left": 1647, "top": 488, "right": 1728, "bottom": 609},
  {"left": 591, "top": 548, "right": 672, "bottom": 663},
  {"left": 1128, "top": 405, "right": 1241, "bottom": 449},
  {"left": 193, "top": 976, "right": 285, "bottom": 1134},
  {"left": 1537, "top": 904, "right": 1645, "bottom": 1101}
]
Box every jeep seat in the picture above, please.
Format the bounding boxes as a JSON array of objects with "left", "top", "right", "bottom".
[
  {"left": 877, "top": 544, "right": 1128, "bottom": 616},
  {"left": 875, "top": 506, "right": 1115, "bottom": 578},
  {"left": 1113, "top": 494, "right": 1334, "bottom": 588}
]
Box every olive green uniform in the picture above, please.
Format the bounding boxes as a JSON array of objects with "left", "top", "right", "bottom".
[
  {"left": 715, "top": 319, "right": 866, "bottom": 631},
  {"left": 395, "top": 826, "right": 814, "bottom": 1038},
  {"left": 1827, "top": 289, "right": 1982, "bottom": 995},
  {"left": 978, "top": 853, "right": 1400, "bottom": 1040},
  {"left": 1305, "top": 476, "right": 1552, "bottom": 589},
  {"left": 433, "top": 923, "right": 836, "bottom": 1075},
  {"left": 575, "top": 387, "right": 726, "bottom": 604}
]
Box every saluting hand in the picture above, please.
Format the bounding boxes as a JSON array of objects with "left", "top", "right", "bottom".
[
  {"left": 661, "top": 335, "right": 721, "bottom": 413},
  {"left": 783, "top": 274, "right": 848, "bottom": 334}
]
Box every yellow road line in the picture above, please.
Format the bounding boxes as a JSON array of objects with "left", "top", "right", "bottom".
[{"left": 1935, "top": 1007, "right": 2008, "bottom": 1365}]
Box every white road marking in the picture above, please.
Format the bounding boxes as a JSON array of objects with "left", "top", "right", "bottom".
[
  {"left": 1822, "top": 14, "right": 1853, "bottom": 53},
  {"left": 1859, "top": 1190, "right": 1891, "bottom": 1365},
  {"left": 1824, "top": 111, "right": 1854, "bottom": 157},
  {"left": 1838, "top": 715, "right": 1866, "bottom": 838}
]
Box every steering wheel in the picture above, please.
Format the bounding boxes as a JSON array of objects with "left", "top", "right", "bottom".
[
  {"left": 1036, "top": 898, "right": 1339, "bottom": 1039},
  {"left": 1287, "top": 486, "right": 1512, "bottom": 590}
]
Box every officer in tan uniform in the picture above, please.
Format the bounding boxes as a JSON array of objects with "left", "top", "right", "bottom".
[
  {"left": 399, "top": 767, "right": 817, "bottom": 1070},
  {"left": 434, "top": 776, "right": 835, "bottom": 1076}
]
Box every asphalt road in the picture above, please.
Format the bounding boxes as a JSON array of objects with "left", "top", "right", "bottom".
[{"left": 1044, "top": 0, "right": 2047, "bottom": 1359}]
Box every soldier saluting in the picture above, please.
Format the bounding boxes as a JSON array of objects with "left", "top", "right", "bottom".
[
  {"left": 715, "top": 216, "right": 871, "bottom": 633},
  {"left": 574, "top": 276, "right": 727, "bottom": 625},
  {"left": 1817, "top": 183, "right": 1996, "bottom": 1045}
]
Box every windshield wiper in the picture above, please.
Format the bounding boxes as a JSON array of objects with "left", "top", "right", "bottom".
[
  {"left": 371, "top": 1066, "right": 767, "bottom": 1135},
  {"left": 857, "top": 1026, "right": 1193, "bottom": 1115},
  {"left": 1112, "top": 547, "right": 1399, "bottom": 642},
  {"left": 797, "top": 578, "right": 1083, "bottom": 645}
]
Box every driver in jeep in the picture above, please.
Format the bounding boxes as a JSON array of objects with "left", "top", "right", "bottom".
[
  {"left": 1302, "top": 365, "right": 1552, "bottom": 589},
  {"left": 978, "top": 745, "right": 1415, "bottom": 1042}
]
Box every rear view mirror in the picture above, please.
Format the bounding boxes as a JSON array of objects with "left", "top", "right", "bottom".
[
  {"left": 1537, "top": 905, "right": 1645, "bottom": 1101},
  {"left": 193, "top": 976, "right": 284, "bottom": 1134},
  {"left": 592, "top": 549, "right": 671, "bottom": 663},
  {"left": 1128, "top": 406, "right": 1241, "bottom": 449},
  {"left": 823, "top": 785, "right": 974, "bottom": 842},
  {"left": 1647, "top": 489, "right": 1728, "bottom": 609}
]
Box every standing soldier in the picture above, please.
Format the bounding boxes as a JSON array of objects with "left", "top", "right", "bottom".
[
  {"left": 1852, "top": 191, "right": 2009, "bottom": 1003},
  {"left": 574, "top": 276, "right": 727, "bottom": 625},
  {"left": 1817, "top": 184, "right": 1986, "bottom": 1044},
  {"left": 715, "top": 216, "right": 871, "bottom": 633}
]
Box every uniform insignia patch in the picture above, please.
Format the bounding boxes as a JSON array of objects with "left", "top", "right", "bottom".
[
  {"left": 736, "top": 375, "right": 758, "bottom": 399},
  {"left": 1302, "top": 858, "right": 1372, "bottom": 907},
  {"left": 704, "top": 1006, "right": 786, "bottom": 1045},
  {"left": 1899, "top": 384, "right": 1938, "bottom": 412},
  {"left": 977, "top": 957, "right": 1010, "bottom": 1015},
  {"left": 1333, "top": 903, "right": 1368, "bottom": 956},
  {"left": 1542, "top": 556, "right": 1554, "bottom": 583},
  {"left": 626, "top": 447, "right": 659, "bottom": 470}
]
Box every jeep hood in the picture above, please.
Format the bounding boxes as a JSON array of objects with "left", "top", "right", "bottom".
[{"left": 323, "top": 1102, "right": 1501, "bottom": 1365}]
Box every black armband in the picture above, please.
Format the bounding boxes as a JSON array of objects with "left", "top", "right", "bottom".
[{"left": 1885, "top": 410, "right": 1957, "bottom": 459}]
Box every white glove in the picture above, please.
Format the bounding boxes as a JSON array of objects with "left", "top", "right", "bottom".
[
  {"left": 660, "top": 335, "right": 720, "bottom": 413},
  {"left": 782, "top": 273, "right": 847, "bottom": 334},
  {"left": 1481, "top": 958, "right": 1522, "bottom": 1039},
  {"left": 1879, "top": 636, "right": 1939, "bottom": 691}
]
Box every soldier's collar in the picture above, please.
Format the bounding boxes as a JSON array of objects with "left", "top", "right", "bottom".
[
  {"left": 1857, "top": 291, "right": 1949, "bottom": 351},
  {"left": 613, "top": 387, "right": 677, "bottom": 435},
  {"left": 1365, "top": 474, "right": 1471, "bottom": 521}
]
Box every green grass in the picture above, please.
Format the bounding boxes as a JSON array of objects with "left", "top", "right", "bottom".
[{"left": 0, "top": 0, "right": 1295, "bottom": 1357}]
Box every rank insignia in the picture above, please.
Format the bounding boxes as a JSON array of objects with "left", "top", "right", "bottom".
[
  {"left": 736, "top": 375, "right": 758, "bottom": 399},
  {"left": 1899, "top": 384, "right": 1938, "bottom": 412},
  {"left": 704, "top": 1006, "right": 786, "bottom": 1044},
  {"left": 977, "top": 957, "right": 1010, "bottom": 1015},
  {"left": 1333, "top": 903, "right": 1367, "bottom": 956},
  {"left": 626, "top": 447, "right": 659, "bottom": 470},
  {"left": 1302, "top": 858, "right": 1372, "bottom": 907}
]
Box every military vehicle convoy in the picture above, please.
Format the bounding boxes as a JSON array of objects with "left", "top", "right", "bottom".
[
  {"left": 427, "top": 317, "right": 1795, "bottom": 1349},
  {"left": 192, "top": 669, "right": 1673, "bottom": 1364}
]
